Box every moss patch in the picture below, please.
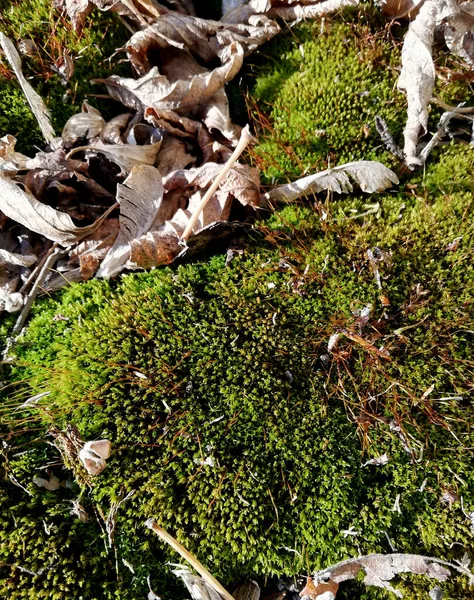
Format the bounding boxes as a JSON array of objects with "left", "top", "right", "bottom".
[{"left": 1, "top": 4, "right": 474, "bottom": 600}]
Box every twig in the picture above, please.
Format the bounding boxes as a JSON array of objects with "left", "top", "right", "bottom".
[
  {"left": 3, "top": 246, "right": 63, "bottom": 360},
  {"left": 375, "top": 116, "right": 404, "bottom": 160},
  {"left": 419, "top": 103, "right": 465, "bottom": 164},
  {"left": 146, "top": 520, "right": 235, "bottom": 600},
  {"left": 180, "top": 125, "right": 254, "bottom": 242}
]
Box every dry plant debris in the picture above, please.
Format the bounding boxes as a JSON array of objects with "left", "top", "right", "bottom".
[
  {"left": 0, "top": 0, "right": 409, "bottom": 329},
  {"left": 0, "top": 0, "right": 472, "bottom": 325}
]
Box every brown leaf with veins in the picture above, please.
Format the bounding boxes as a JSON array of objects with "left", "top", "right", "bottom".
[{"left": 93, "top": 43, "right": 244, "bottom": 115}]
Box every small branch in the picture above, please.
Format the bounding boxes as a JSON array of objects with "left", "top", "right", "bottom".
[
  {"left": 3, "top": 246, "right": 63, "bottom": 360},
  {"left": 180, "top": 125, "right": 254, "bottom": 242},
  {"left": 419, "top": 103, "right": 465, "bottom": 164},
  {"left": 146, "top": 520, "right": 235, "bottom": 600}
]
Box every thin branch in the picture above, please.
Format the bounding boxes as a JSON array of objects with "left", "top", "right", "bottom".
[
  {"left": 146, "top": 520, "right": 235, "bottom": 600},
  {"left": 180, "top": 126, "right": 254, "bottom": 242}
]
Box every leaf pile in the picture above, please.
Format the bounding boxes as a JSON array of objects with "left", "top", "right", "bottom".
[{"left": 0, "top": 0, "right": 401, "bottom": 318}]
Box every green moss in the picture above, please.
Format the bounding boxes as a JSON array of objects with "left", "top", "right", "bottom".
[
  {"left": 0, "top": 0, "right": 130, "bottom": 153},
  {"left": 1, "top": 142, "right": 473, "bottom": 598},
  {"left": 247, "top": 14, "right": 406, "bottom": 184},
  {"left": 1, "top": 4, "right": 474, "bottom": 599}
]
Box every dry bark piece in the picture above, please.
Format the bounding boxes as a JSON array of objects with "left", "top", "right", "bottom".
[{"left": 0, "top": 34, "right": 55, "bottom": 143}]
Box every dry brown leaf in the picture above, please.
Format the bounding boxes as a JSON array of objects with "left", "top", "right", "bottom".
[
  {"left": 155, "top": 135, "right": 196, "bottom": 176},
  {"left": 265, "top": 0, "right": 360, "bottom": 20},
  {"left": 164, "top": 162, "right": 260, "bottom": 208},
  {"left": 378, "top": 0, "right": 426, "bottom": 18},
  {"left": 96, "top": 165, "right": 164, "bottom": 278},
  {"left": 55, "top": 0, "right": 94, "bottom": 34},
  {"left": 300, "top": 578, "right": 339, "bottom": 600},
  {"left": 93, "top": 43, "right": 244, "bottom": 115},
  {"left": 62, "top": 101, "right": 106, "bottom": 145},
  {"left": 397, "top": 0, "right": 438, "bottom": 166},
  {"left": 0, "top": 135, "right": 30, "bottom": 175},
  {"left": 0, "top": 34, "right": 55, "bottom": 143},
  {"left": 0, "top": 249, "right": 37, "bottom": 268},
  {"left": 443, "top": 1, "right": 474, "bottom": 67},
  {"left": 124, "top": 12, "right": 279, "bottom": 76},
  {"left": 129, "top": 230, "right": 181, "bottom": 269},
  {"left": 0, "top": 174, "right": 115, "bottom": 245},
  {"left": 101, "top": 113, "right": 133, "bottom": 145},
  {"left": 67, "top": 139, "right": 162, "bottom": 175},
  {"left": 266, "top": 161, "right": 398, "bottom": 204},
  {"left": 312, "top": 553, "right": 454, "bottom": 599}
]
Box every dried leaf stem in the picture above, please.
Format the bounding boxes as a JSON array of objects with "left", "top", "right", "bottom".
[
  {"left": 180, "top": 125, "right": 253, "bottom": 242},
  {"left": 146, "top": 519, "right": 235, "bottom": 600}
]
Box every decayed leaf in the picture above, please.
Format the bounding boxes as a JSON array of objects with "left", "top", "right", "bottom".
[
  {"left": 265, "top": 0, "right": 360, "bottom": 20},
  {"left": 266, "top": 161, "right": 399, "bottom": 204},
  {"left": 397, "top": 0, "right": 438, "bottom": 165},
  {"left": 68, "top": 139, "right": 162, "bottom": 175},
  {"left": 300, "top": 577, "right": 339, "bottom": 600},
  {"left": 129, "top": 230, "right": 181, "bottom": 269},
  {"left": 378, "top": 0, "right": 426, "bottom": 19},
  {"left": 155, "top": 135, "right": 196, "bottom": 176},
  {"left": 171, "top": 566, "right": 224, "bottom": 600},
  {"left": 79, "top": 439, "right": 111, "bottom": 475},
  {"left": 62, "top": 101, "right": 106, "bottom": 145},
  {"left": 0, "top": 249, "right": 37, "bottom": 268},
  {"left": 124, "top": 12, "right": 279, "bottom": 76},
  {"left": 93, "top": 43, "right": 244, "bottom": 115},
  {"left": 0, "top": 174, "right": 115, "bottom": 245},
  {"left": 443, "top": 1, "right": 474, "bottom": 67},
  {"left": 0, "top": 135, "right": 30, "bottom": 174},
  {"left": 310, "top": 553, "right": 454, "bottom": 599},
  {"left": 164, "top": 162, "right": 260, "bottom": 208},
  {"left": 96, "top": 165, "right": 164, "bottom": 278},
  {"left": 101, "top": 113, "right": 132, "bottom": 145},
  {"left": 0, "top": 33, "right": 55, "bottom": 143},
  {"left": 55, "top": 0, "right": 94, "bottom": 34}
]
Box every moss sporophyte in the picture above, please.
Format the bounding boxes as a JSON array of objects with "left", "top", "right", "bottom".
[{"left": 1, "top": 4, "right": 474, "bottom": 600}]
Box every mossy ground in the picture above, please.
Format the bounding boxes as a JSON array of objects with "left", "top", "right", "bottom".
[{"left": 1, "top": 3, "right": 474, "bottom": 600}]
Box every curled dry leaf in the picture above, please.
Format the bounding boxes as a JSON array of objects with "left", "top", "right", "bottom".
[
  {"left": 266, "top": 161, "right": 399, "bottom": 204},
  {"left": 67, "top": 138, "right": 162, "bottom": 175},
  {"left": 79, "top": 439, "right": 111, "bottom": 475},
  {"left": 0, "top": 135, "right": 30, "bottom": 175},
  {"left": 0, "top": 174, "right": 115, "bottom": 245},
  {"left": 443, "top": 1, "right": 474, "bottom": 67},
  {"left": 0, "top": 33, "right": 55, "bottom": 143},
  {"left": 310, "top": 553, "right": 453, "bottom": 599},
  {"left": 124, "top": 12, "right": 280, "bottom": 76},
  {"left": 378, "top": 0, "right": 426, "bottom": 19},
  {"left": 265, "top": 0, "right": 361, "bottom": 20},
  {"left": 97, "top": 165, "right": 164, "bottom": 278},
  {"left": 397, "top": 0, "right": 438, "bottom": 166},
  {"left": 55, "top": 0, "right": 94, "bottom": 34},
  {"left": 300, "top": 577, "right": 339, "bottom": 600},
  {"left": 62, "top": 101, "right": 106, "bottom": 145},
  {"left": 93, "top": 43, "right": 244, "bottom": 115},
  {"left": 101, "top": 113, "right": 132, "bottom": 144}
]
